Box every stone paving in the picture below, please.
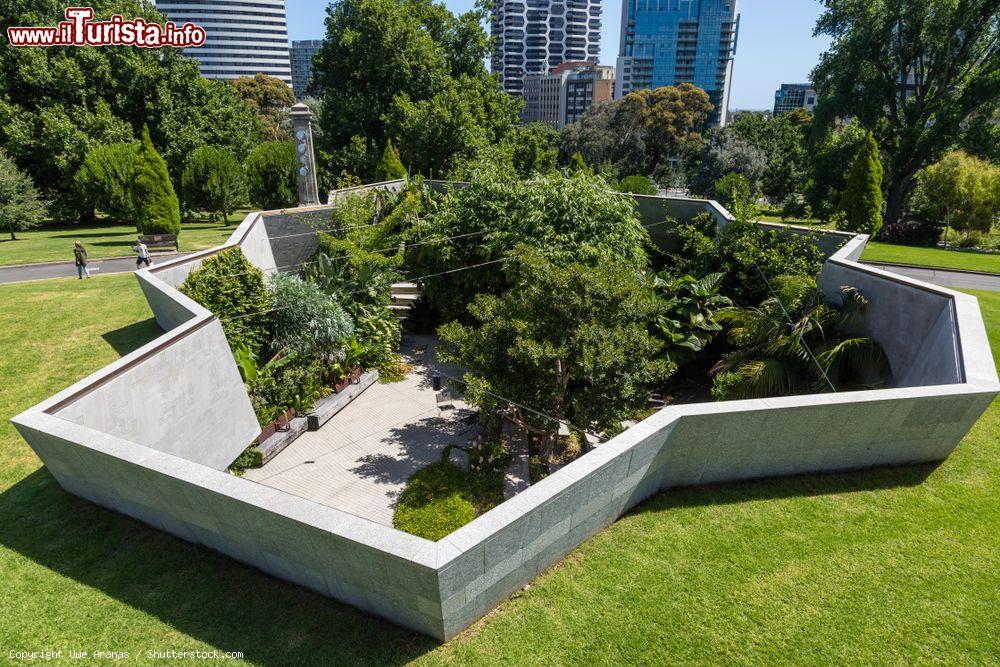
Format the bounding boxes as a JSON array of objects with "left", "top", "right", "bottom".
[{"left": 243, "top": 336, "right": 477, "bottom": 526}]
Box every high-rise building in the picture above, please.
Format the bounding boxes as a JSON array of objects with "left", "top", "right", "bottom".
[
  {"left": 290, "top": 40, "right": 323, "bottom": 99},
  {"left": 616, "top": 0, "right": 739, "bottom": 127},
  {"left": 154, "top": 0, "right": 291, "bottom": 85},
  {"left": 773, "top": 83, "right": 817, "bottom": 116},
  {"left": 522, "top": 61, "right": 614, "bottom": 127},
  {"left": 491, "top": 0, "right": 602, "bottom": 96}
]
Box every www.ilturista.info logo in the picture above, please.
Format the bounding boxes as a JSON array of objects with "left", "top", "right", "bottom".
[{"left": 6, "top": 7, "right": 206, "bottom": 48}]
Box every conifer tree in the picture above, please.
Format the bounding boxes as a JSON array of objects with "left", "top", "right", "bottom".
[
  {"left": 132, "top": 126, "right": 181, "bottom": 236},
  {"left": 373, "top": 141, "right": 406, "bottom": 181},
  {"left": 839, "top": 133, "right": 883, "bottom": 235}
]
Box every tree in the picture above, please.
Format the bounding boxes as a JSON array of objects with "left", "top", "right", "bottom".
[
  {"left": 314, "top": 0, "right": 509, "bottom": 178},
  {"left": 713, "top": 173, "right": 754, "bottom": 211},
  {"left": 0, "top": 150, "right": 47, "bottom": 240},
  {"left": 244, "top": 141, "right": 298, "bottom": 210},
  {"left": 74, "top": 142, "right": 139, "bottom": 222},
  {"left": 913, "top": 151, "right": 1000, "bottom": 233},
  {"left": 727, "top": 112, "right": 810, "bottom": 203},
  {"left": 812, "top": 0, "right": 1000, "bottom": 225},
  {"left": 615, "top": 175, "right": 658, "bottom": 195},
  {"left": 839, "top": 133, "right": 884, "bottom": 235},
  {"left": 269, "top": 273, "right": 354, "bottom": 361},
  {"left": 231, "top": 73, "right": 296, "bottom": 141},
  {"left": 560, "top": 100, "right": 646, "bottom": 176},
  {"left": 0, "top": 1, "right": 264, "bottom": 220},
  {"left": 712, "top": 277, "right": 891, "bottom": 399},
  {"left": 690, "top": 132, "right": 769, "bottom": 198},
  {"left": 181, "top": 146, "right": 246, "bottom": 223},
  {"left": 508, "top": 122, "right": 559, "bottom": 177},
  {"left": 439, "top": 247, "right": 673, "bottom": 461},
  {"left": 805, "top": 122, "right": 867, "bottom": 220},
  {"left": 132, "top": 127, "right": 180, "bottom": 236},
  {"left": 373, "top": 141, "right": 407, "bottom": 181},
  {"left": 566, "top": 152, "right": 591, "bottom": 175}
]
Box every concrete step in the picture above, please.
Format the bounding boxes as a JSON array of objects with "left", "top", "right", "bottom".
[
  {"left": 390, "top": 293, "right": 419, "bottom": 306},
  {"left": 391, "top": 281, "right": 421, "bottom": 296}
]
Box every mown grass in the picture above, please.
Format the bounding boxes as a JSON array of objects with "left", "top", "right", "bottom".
[
  {"left": 861, "top": 242, "right": 1000, "bottom": 274},
  {"left": 0, "top": 276, "right": 997, "bottom": 665},
  {"left": 0, "top": 213, "right": 249, "bottom": 267}
]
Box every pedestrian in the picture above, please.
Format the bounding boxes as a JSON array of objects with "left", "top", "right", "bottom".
[
  {"left": 73, "top": 241, "right": 91, "bottom": 279},
  {"left": 133, "top": 237, "right": 152, "bottom": 268}
]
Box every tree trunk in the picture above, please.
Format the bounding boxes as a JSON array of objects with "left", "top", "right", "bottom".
[
  {"left": 9, "top": 228, "right": 17, "bottom": 241},
  {"left": 884, "top": 172, "right": 915, "bottom": 227}
]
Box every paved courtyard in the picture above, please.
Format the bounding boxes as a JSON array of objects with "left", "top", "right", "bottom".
[{"left": 243, "top": 336, "right": 477, "bottom": 526}]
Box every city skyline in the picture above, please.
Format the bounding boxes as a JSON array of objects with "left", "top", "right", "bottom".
[{"left": 283, "top": 0, "right": 832, "bottom": 110}]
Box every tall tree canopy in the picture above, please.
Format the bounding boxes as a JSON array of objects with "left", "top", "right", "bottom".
[
  {"left": 0, "top": 0, "right": 264, "bottom": 220},
  {"left": 812, "top": 0, "right": 1000, "bottom": 225},
  {"left": 231, "top": 73, "right": 296, "bottom": 141},
  {"left": 313, "top": 0, "right": 516, "bottom": 179}
]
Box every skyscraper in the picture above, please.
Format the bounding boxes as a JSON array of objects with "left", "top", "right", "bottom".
[
  {"left": 154, "top": 0, "right": 292, "bottom": 85},
  {"left": 491, "top": 0, "right": 602, "bottom": 96},
  {"left": 616, "top": 0, "right": 739, "bottom": 127},
  {"left": 290, "top": 40, "right": 324, "bottom": 99},
  {"left": 773, "top": 83, "right": 817, "bottom": 116}
]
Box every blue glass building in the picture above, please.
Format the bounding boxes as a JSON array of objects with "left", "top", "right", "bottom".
[{"left": 616, "top": 0, "right": 739, "bottom": 127}]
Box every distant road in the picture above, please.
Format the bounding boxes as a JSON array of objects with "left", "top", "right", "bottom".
[
  {"left": 862, "top": 262, "right": 1000, "bottom": 292},
  {"left": 0, "top": 253, "right": 191, "bottom": 285}
]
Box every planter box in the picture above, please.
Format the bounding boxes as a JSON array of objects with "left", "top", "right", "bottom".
[
  {"left": 307, "top": 369, "right": 378, "bottom": 431},
  {"left": 254, "top": 416, "right": 309, "bottom": 466}
]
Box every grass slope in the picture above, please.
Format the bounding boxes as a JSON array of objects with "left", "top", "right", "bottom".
[
  {"left": 861, "top": 242, "right": 1000, "bottom": 275},
  {"left": 0, "top": 277, "right": 997, "bottom": 665},
  {"left": 0, "top": 214, "right": 248, "bottom": 267}
]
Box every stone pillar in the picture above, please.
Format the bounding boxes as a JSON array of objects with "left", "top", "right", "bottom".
[{"left": 289, "top": 103, "right": 321, "bottom": 207}]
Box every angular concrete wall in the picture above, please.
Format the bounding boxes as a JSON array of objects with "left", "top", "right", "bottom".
[{"left": 11, "top": 183, "right": 999, "bottom": 641}]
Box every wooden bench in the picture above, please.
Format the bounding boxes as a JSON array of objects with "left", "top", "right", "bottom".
[{"left": 139, "top": 234, "right": 179, "bottom": 252}]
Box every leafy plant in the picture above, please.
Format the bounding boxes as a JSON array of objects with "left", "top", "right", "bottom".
[
  {"left": 269, "top": 272, "right": 354, "bottom": 364},
  {"left": 373, "top": 140, "right": 407, "bottom": 181},
  {"left": 616, "top": 174, "right": 658, "bottom": 195},
  {"left": 711, "top": 277, "right": 891, "bottom": 399},
  {"left": 73, "top": 142, "right": 138, "bottom": 223},
  {"left": 0, "top": 149, "right": 47, "bottom": 241},
  {"left": 244, "top": 141, "right": 297, "bottom": 210},
  {"left": 651, "top": 271, "right": 732, "bottom": 367},
  {"left": 181, "top": 146, "right": 246, "bottom": 222}
]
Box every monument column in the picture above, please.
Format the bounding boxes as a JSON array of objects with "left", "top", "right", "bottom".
[{"left": 289, "top": 103, "right": 321, "bottom": 207}]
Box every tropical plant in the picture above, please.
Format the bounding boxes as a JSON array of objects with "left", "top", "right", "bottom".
[
  {"left": 132, "top": 126, "right": 181, "bottom": 236},
  {"left": 651, "top": 272, "right": 732, "bottom": 367},
  {"left": 244, "top": 141, "right": 297, "bottom": 210},
  {"left": 181, "top": 146, "right": 246, "bottom": 222},
  {"left": 711, "top": 277, "right": 892, "bottom": 399},
  {"left": 838, "top": 132, "right": 884, "bottom": 235},
  {"left": 0, "top": 149, "right": 47, "bottom": 241},
  {"left": 73, "top": 142, "right": 138, "bottom": 222},
  {"left": 269, "top": 272, "right": 354, "bottom": 364},
  {"left": 232, "top": 342, "right": 292, "bottom": 384}
]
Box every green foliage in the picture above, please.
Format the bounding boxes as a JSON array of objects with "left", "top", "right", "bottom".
[
  {"left": 439, "top": 247, "right": 673, "bottom": 460},
  {"left": 231, "top": 73, "right": 295, "bottom": 141},
  {"left": 228, "top": 445, "right": 263, "bottom": 475},
  {"left": 567, "top": 152, "right": 592, "bottom": 175},
  {"left": 713, "top": 278, "right": 892, "bottom": 399},
  {"left": 616, "top": 175, "right": 658, "bottom": 195},
  {"left": 73, "top": 142, "right": 138, "bottom": 222},
  {"left": 713, "top": 173, "right": 754, "bottom": 211},
  {"left": 393, "top": 459, "right": 479, "bottom": 541},
  {"left": 132, "top": 127, "right": 180, "bottom": 236},
  {"left": 651, "top": 271, "right": 732, "bottom": 367},
  {"left": 0, "top": 149, "right": 47, "bottom": 241},
  {"left": 179, "top": 247, "right": 273, "bottom": 353},
  {"left": 373, "top": 141, "right": 407, "bottom": 181},
  {"left": 806, "top": 122, "right": 867, "bottom": 220},
  {"left": 413, "top": 171, "right": 649, "bottom": 323},
  {"left": 912, "top": 151, "right": 1000, "bottom": 234},
  {"left": 839, "top": 133, "right": 884, "bottom": 235},
  {"left": 244, "top": 141, "right": 297, "bottom": 210},
  {"left": 181, "top": 146, "right": 246, "bottom": 222},
  {"left": 727, "top": 112, "right": 810, "bottom": 203},
  {"left": 269, "top": 272, "right": 354, "bottom": 363},
  {"left": 811, "top": 0, "right": 999, "bottom": 225},
  {"left": 690, "top": 132, "right": 768, "bottom": 198},
  {"left": 248, "top": 354, "right": 326, "bottom": 426},
  {"left": 508, "top": 123, "right": 559, "bottom": 177}
]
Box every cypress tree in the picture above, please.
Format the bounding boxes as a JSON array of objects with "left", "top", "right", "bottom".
[
  {"left": 839, "top": 132, "right": 884, "bottom": 235},
  {"left": 373, "top": 140, "right": 407, "bottom": 181},
  {"left": 132, "top": 126, "right": 181, "bottom": 236}
]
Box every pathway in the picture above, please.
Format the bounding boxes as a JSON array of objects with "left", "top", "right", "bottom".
[
  {"left": 861, "top": 262, "right": 1000, "bottom": 292},
  {"left": 0, "top": 252, "right": 190, "bottom": 285}
]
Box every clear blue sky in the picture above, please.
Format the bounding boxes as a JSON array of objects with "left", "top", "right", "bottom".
[{"left": 286, "top": 0, "right": 832, "bottom": 111}]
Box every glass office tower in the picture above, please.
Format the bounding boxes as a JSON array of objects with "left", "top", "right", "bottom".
[{"left": 616, "top": 0, "right": 739, "bottom": 127}]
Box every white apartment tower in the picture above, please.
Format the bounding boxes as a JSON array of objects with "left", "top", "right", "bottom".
[
  {"left": 154, "top": 0, "right": 292, "bottom": 85},
  {"left": 491, "top": 0, "right": 602, "bottom": 95}
]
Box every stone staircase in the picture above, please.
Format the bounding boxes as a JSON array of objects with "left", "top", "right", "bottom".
[{"left": 390, "top": 281, "right": 420, "bottom": 324}]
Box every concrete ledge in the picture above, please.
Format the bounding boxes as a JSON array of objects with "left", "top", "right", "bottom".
[
  {"left": 257, "top": 416, "right": 309, "bottom": 466},
  {"left": 307, "top": 370, "right": 378, "bottom": 430}
]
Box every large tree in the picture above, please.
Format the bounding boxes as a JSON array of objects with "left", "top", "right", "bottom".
[
  {"left": 812, "top": 0, "right": 1000, "bottom": 225},
  {"left": 727, "top": 111, "right": 811, "bottom": 203},
  {"left": 231, "top": 73, "right": 296, "bottom": 141},
  {"left": 0, "top": 0, "right": 264, "bottom": 220},
  {"left": 0, "top": 150, "right": 47, "bottom": 240}
]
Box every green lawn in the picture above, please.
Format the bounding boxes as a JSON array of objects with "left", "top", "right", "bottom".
[
  {"left": 758, "top": 208, "right": 825, "bottom": 226},
  {"left": 1, "top": 275, "right": 998, "bottom": 664},
  {"left": 0, "top": 213, "right": 249, "bottom": 267},
  {"left": 861, "top": 242, "right": 1000, "bottom": 275}
]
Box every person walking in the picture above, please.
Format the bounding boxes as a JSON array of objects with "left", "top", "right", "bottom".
[
  {"left": 73, "top": 241, "right": 91, "bottom": 279},
  {"left": 133, "top": 237, "right": 152, "bottom": 268}
]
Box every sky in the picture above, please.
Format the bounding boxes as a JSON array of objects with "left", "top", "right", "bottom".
[{"left": 286, "top": 0, "right": 832, "bottom": 111}]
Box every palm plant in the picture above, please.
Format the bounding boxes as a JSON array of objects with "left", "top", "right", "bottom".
[{"left": 711, "top": 276, "right": 891, "bottom": 399}]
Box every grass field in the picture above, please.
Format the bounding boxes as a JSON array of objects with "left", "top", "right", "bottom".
[
  {"left": 1, "top": 275, "right": 998, "bottom": 665},
  {"left": 861, "top": 242, "right": 1000, "bottom": 275},
  {"left": 0, "top": 213, "right": 248, "bottom": 267}
]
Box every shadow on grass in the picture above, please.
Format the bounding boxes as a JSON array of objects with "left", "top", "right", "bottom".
[
  {"left": 0, "top": 468, "right": 436, "bottom": 665},
  {"left": 101, "top": 319, "right": 163, "bottom": 356}
]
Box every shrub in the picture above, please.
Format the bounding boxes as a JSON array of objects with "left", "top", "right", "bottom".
[
  {"left": 181, "top": 146, "right": 246, "bottom": 222},
  {"left": 912, "top": 150, "right": 1000, "bottom": 233},
  {"left": 132, "top": 126, "right": 181, "bottom": 236},
  {"left": 615, "top": 174, "right": 658, "bottom": 195},
  {"left": 713, "top": 172, "right": 754, "bottom": 211},
  {"left": 248, "top": 354, "right": 325, "bottom": 426},
  {"left": 780, "top": 195, "right": 812, "bottom": 222},
  {"left": 393, "top": 459, "right": 478, "bottom": 541},
  {"left": 179, "top": 247, "right": 273, "bottom": 353},
  {"left": 269, "top": 272, "right": 353, "bottom": 362},
  {"left": 874, "top": 219, "right": 943, "bottom": 247},
  {"left": 838, "top": 132, "right": 884, "bottom": 236},
  {"left": 244, "top": 141, "right": 297, "bottom": 210},
  {"left": 74, "top": 142, "right": 138, "bottom": 222},
  {"left": 373, "top": 140, "right": 407, "bottom": 181}
]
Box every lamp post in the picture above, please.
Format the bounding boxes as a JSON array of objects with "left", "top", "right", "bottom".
[{"left": 289, "top": 103, "right": 320, "bottom": 207}]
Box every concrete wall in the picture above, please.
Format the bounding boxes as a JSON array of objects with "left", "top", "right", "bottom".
[{"left": 11, "top": 183, "right": 999, "bottom": 641}]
